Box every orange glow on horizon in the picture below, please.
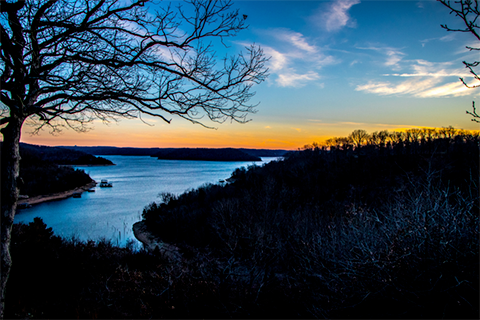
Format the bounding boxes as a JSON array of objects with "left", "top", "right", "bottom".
[{"left": 14, "top": 119, "right": 480, "bottom": 151}]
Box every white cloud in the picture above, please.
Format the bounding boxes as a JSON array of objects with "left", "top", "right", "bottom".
[
  {"left": 258, "top": 29, "right": 336, "bottom": 88},
  {"left": 355, "top": 47, "right": 475, "bottom": 92},
  {"left": 277, "top": 71, "right": 321, "bottom": 88},
  {"left": 273, "top": 30, "right": 318, "bottom": 53},
  {"left": 355, "top": 51, "right": 480, "bottom": 98},
  {"left": 356, "top": 76, "right": 476, "bottom": 98},
  {"left": 263, "top": 47, "right": 288, "bottom": 71},
  {"left": 419, "top": 81, "right": 472, "bottom": 97},
  {"left": 320, "top": 0, "right": 361, "bottom": 32},
  {"left": 356, "top": 78, "right": 441, "bottom": 96}
]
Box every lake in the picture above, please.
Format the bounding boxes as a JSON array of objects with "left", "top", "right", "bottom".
[{"left": 15, "top": 155, "right": 280, "bottom": 247}]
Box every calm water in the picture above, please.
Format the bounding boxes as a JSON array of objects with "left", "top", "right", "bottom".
[{"left": 15, "top": 156, "right": 279, "bottom": 247}]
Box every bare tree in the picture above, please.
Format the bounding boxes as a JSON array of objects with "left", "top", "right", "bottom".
[
  {"left": 348, "top": 129, "right": 369, "bottom": 148},
  {"left": 0, "top": 0, "right": 268, "bottom": 316},
  {"left": 438, "top": 0, "right": 480, "bottom": 122}
]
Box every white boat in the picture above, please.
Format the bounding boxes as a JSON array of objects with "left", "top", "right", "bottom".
[{"left": 99, "top": 179, "right": 113, "bottom": 187}]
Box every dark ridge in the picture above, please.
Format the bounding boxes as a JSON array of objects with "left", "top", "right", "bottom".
[
  {"left": 20, "top": 143, "right": 114, "bottom": 165},
  {"left": 155, "top": 148, "right": 262, "bottom": 161},
  {"left": 59, "top": 146, "right": 170, "bottom": 156},
  {"left": 238, "top": 148, "right": 289, "bottom": 157},
  {"left": 57, "top": 146, "right": 290, "bottom": 157}
]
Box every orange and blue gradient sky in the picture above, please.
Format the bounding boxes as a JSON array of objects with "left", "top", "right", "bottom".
[{"left": 21, "top": 0, "right": 480, "bottom": 150}]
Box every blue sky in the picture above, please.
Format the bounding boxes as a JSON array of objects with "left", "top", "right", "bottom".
[{"left": 23, "top": 0, "right": 480, "bottom": 149}]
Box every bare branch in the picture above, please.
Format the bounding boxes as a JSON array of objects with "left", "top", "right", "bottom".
[
  {"left": 438, "top": 0, "right": 480, "bottom": 120},
  {"left": 0, "top": 0, "right": 268, "bottom": 133}
]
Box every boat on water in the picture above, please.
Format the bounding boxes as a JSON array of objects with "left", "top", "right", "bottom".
[
  {"left": 99, "top": 179, "right": 113, "bottom": 187},
  {"left": 72, "top": 192, "right": 82, "bottom": 198}
]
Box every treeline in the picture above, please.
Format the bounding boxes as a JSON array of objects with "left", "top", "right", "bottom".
[
  {"left": 319, "top": 126, "right": 479, "bottom": 150},
  {"left": 139, "top": 127, "right": 479, "bottom": 318},
  {"left": 154, "top": 148, "right": 261, "bottom": 161}
]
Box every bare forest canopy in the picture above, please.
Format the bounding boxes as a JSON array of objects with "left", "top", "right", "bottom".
[
  {"left": 138, "top": 127, "right": 479, "bottom": 318},
  {"left": 310, "top": 126, "right": 480, "bottom": 149}
]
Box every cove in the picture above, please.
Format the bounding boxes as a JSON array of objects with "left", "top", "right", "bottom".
[{"left": 15, "top": 155, "right": 279, "bottom": 247}]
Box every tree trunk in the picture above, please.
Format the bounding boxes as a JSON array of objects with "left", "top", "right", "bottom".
[{"left": 1, "top": 115, "right": 23, "bottom": 319}]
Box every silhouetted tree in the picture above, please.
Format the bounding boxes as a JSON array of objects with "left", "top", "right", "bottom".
[
  {"left": 0, "top": 0, "right": 268, "bottom": 316},
  {"left": 348, "top": 129, "right": 369, "bottom": 148}
]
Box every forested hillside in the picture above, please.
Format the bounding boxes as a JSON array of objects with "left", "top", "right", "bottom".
[
  {"left": 140, "top": 127, "right": 479, "bottom": 318},
  {"left": 15, "top": 143, "right": 110, "bottom": 197}
]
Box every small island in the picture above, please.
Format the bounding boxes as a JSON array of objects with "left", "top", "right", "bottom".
[{"left": 155, "top": 148, "right": 262, "bottom": 161}]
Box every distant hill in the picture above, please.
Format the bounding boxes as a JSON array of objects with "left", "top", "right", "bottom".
[
  {"left": 155, "top": 148, "right": 262, "bottom": 161},
  {"left": 239, "top": 148, "right": 289, "bottom": 157},
  {"left": 59, "top": 146, "right": 170, "bottom": 156},
  {"left": 60, "top": 146, "right": 290, "bottom": 158}
]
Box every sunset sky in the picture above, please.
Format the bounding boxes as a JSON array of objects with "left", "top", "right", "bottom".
[{"left": 21, "top": 0, "right": 480, "bottom": 150}]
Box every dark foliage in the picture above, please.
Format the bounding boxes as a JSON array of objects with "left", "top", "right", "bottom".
[
  {"left": 141, "top": 129, "right": 479, "bottom": 318},
  {"left": 6, "top": 219, "right": 305, "bottom": 318},
  {"left": 17, "top": 143, "right": 99, "bottom": 197}
]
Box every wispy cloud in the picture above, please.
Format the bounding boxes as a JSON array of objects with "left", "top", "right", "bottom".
[
  {"left": 274, "top": 30, "right": 317, "bottom": 53},
  {"left": 356, "top": 76, "right": 474, "bottom": 98},
  {"left": 420, "top": 33, "right": 456, "bottom": 47},
  {"left": 339, "top": 121, "right": 366, "bottom": 126},
  {"left": 357, "top": 46, "right": 405, "bottom": 69},
  {"left": 263, "top": 47, "right": 288, "bottom": 71},
  {"left": 359, "top": 79, "right": 473, "bottom": 98},
  {"left": 277, "top": 71, "right": 321, "bottom": 88},
  {"left": 258, "top": 28, "right": 336, "bottom": 88},
  {"left": 314, "top": 0, "right": 361, "bottom": 32},
  {"left": 354, "top": 48, "right": 478, "bottom": 97}
]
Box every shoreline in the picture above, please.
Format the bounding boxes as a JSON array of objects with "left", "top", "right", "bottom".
[
  {"left": 133, "top": 221, "right": 182, "bottom": 261},
  {"left": 18, "top": 180, "right": 97, "bottom": 206},
  {"left": 60, "top": 163, "right": 116, "bottom": 167}
]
